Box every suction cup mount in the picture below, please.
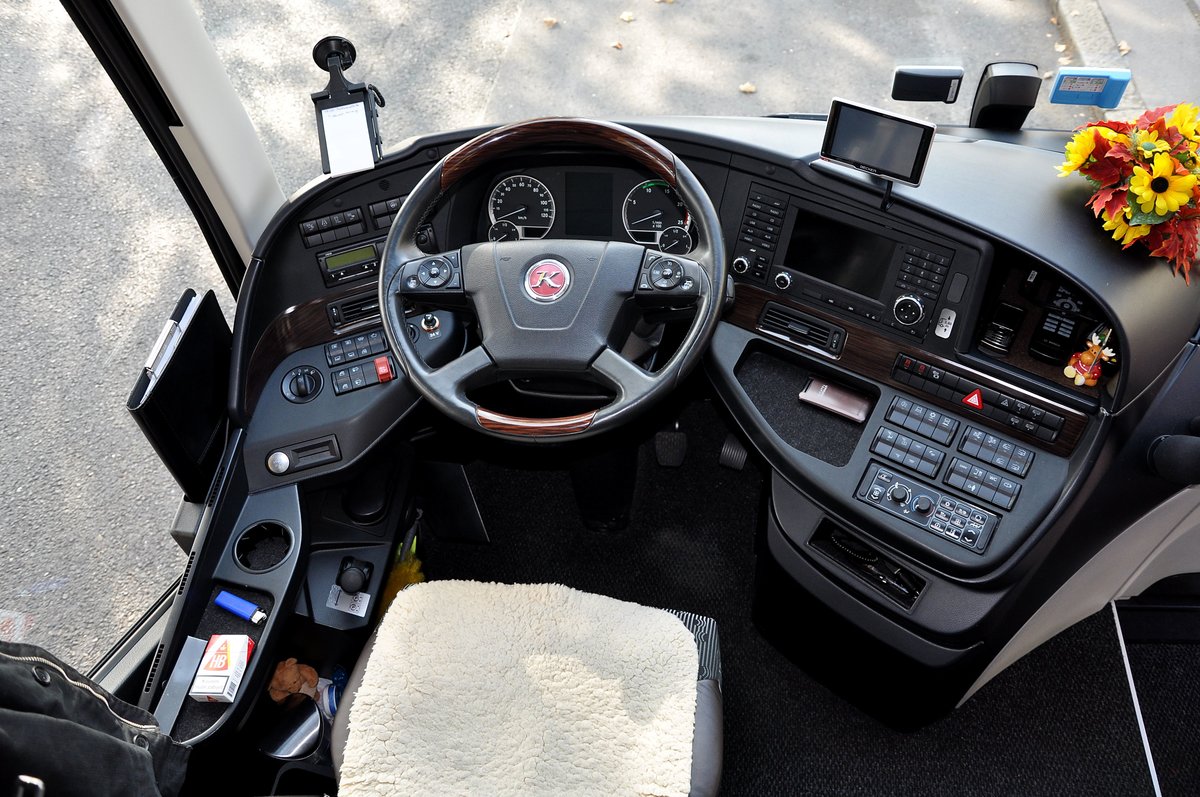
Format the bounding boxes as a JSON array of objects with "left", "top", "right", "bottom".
[{"left": 313, "top": 36, "right": 356, "bottom": 73}]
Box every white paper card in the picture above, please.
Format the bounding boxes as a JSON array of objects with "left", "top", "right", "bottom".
[
  {"left": 327, "top": 584, "right": 371, "bottom": 617},
  {"left": 322, "top": 102, "right": 375, "bottom": 176}
]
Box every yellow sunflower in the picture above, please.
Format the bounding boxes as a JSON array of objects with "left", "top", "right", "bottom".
[
  {"left": 1100, "top": 207, "right": 1151, "bottom": 246},
  {"left": 1168, "top": 102, "right": 1200, "bottom": 142},
  {"left": 1058, "top": 128, "right": 1098, "bottom": 176},
  {"left": 1133, "top": 129, "right": 1170, "bottom": 159},
  {"left": 1130, "top": 152, "right": 1198, "bottom": 215}
]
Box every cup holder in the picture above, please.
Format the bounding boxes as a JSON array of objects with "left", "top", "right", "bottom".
[{"left": 235, "top": 522, "right": 293, "bottom": 573}]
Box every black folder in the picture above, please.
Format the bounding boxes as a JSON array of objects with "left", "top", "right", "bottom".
[{"left": 127, "top": 289, "right": 231, "bottom": 502}]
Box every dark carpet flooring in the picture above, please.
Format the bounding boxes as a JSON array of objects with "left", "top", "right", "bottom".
[
  {"left": 1126, "top": 641, "right": 1200, "bottom": 797},
  {"left": 422, "top": 401, "right": 1155, "bottom": 796}
]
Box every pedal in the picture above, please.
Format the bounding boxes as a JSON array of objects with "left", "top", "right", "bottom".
[
  {"left": 655, "top": 424, "right": 688, "bottom": 468},
  {"left": 719, "top": 433, "right": 748, "bottom": 471}
]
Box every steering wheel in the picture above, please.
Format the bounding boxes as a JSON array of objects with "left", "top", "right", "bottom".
[{"left": 378, "top": 118, "right": 727, "bottom": 441}]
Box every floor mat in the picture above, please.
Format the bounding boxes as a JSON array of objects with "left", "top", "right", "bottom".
[
  {"left": 1126, "top": 641, "right": 1200, "bottom": 796},
  {"left": 422, "top": 401, "right": 1154, "bottom": 796}
]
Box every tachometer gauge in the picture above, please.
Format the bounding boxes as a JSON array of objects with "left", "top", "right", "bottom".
[
  {"left": 488, "top": 220, "right": 520, "bottom": 241},
  {"left": 656, "top": 226, "right": 692, "bottom": 254},
  {"left": 623, "top": 180, "right": 692, "bottom": 251},
  {"left": 488, "top": 175, "right": 555, "bottom": 239}
]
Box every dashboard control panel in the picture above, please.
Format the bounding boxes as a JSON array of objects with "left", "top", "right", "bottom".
[
  {"left": 731, "top": 183, "right": 960, "bottom": 342},
  {"left": 944, "top": 457, "right": 1020, "bottom": 511},
  {"left": 870, "top": 427, "right": 944, "bottom": 478},
  {"left": 857, "top": 463, "right": 997, "bottom": 553},
  {"left": 883, "top": 396, "right": 959, "bottom": 446},
  {"left": 892, "top": 353, "right": 1065, "bottom": 443}
]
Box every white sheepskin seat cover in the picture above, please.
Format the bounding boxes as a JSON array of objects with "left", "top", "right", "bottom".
[{"left": 339, "top": 581, "right": 699, "bottom": 797}]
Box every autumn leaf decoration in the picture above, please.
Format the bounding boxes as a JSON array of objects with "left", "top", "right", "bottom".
[{"left": 1059, "top": 104, "right": 1200, "bottom": 282}]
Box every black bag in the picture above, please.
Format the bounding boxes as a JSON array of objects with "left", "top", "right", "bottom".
[{"left": 0, "top": 641, "right": 189, "bottom": 796}]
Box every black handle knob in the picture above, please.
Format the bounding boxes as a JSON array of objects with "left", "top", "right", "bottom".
[
  {"left": 337, "top": 558, "right": 372, "bottom": 594},
  {"left": 1148, "top": 434, "right": 1200, "bottom": 485},
  {"left": 913, "top": 495, "right": 934, "bottom": 515},
  {"left": 887, "top": 483, "right": 911, "bottom": 504}
]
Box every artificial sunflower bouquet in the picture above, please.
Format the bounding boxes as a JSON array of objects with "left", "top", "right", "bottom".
[{"left": 1058, "top": 103, "right": 1199, "bottom": 282}]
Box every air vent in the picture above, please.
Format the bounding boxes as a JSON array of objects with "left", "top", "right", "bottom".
[
  {"left": 204, "top": 461, "right": 227, "bottom": 508},
  {"left": 143, "top": 642, "right": 165, "bottom": 693},
  {"left": 177, "top": 551, "right": 196, "bottom": 596},
  {"left": 327, "top": 292, "right": 381, "bottom": 329},
  {"left": 759, "top": 302, "right": 845, "bottom": 357}
]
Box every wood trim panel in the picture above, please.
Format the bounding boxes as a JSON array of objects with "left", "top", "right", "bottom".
[
  {"left": 442, "top": 118, "right": 676, "bottom": 190},
  {"left": 729, "top": 285, "right": 1090, "bottom": 457},
  {"left": 244, "top": 286, "right": 380, "bottom": 414},
  {"left": 475, "top": 407, "right": 597, "bottom": 437}
]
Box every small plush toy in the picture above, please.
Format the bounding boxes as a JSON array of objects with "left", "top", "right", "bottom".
[
  {"left": 268, "top": 657, "right": 319, "bottom": 703},
  {"left": 379, "top": 535, "right": 425, "bottom": 612},
  {"left": 1064, "top": 331, "right": 1117, "bottom": 387}
]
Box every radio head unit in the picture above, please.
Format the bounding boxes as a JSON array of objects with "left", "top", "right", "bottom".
[
  {"left": 778, "top": 202, "right": 952, "bottom": 339},
  {"left": 318, "top": 238, "right": 384, "bottom": 287}
]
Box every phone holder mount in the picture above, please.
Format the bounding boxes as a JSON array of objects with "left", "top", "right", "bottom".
[{"left": 311, "top": 36, "right": 386, "bottom": 175}]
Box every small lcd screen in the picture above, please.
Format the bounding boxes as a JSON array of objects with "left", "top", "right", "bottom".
[
  {"left": 821, "top": 99, "right": 935, "bottom": 186},
  {"left": 784, "top": 207, "right": 894, "bottom": 299},
  {"left": 325, "top": 244, "right": 376, "bottom": 271},
  {"left": 565, "top": 172, "right": 614, "bottom": 236}
]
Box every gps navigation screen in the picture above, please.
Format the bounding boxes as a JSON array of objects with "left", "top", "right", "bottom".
[{"left": 821, "top": 99, "right": 935, "bottom": 186}]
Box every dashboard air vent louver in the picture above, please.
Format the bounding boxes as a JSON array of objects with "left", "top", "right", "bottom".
[
  {"left": 327, "top": 292, "right": 381, "bottom": 329},
  {"left": 758, "top": 302, "right": 845, "bottom": 357}
]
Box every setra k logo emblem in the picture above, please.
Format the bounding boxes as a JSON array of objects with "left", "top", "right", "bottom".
[{"left": 524, "top": 259, "right": 571, "bottom": 302}]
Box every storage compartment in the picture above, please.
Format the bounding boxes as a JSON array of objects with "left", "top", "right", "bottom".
[
  {"left": 735, "top": 347, "right": 876, "bottom": 466},
  {"left": 808, "top": 519, "right": 926, "bottom": 609}
]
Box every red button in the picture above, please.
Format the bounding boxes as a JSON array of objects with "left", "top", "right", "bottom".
[
  {"left": 374, "top": 356, "right": 393, "bottom": 383},
  {"left": 961, "top": 389, "right": 984, "bottom": 410}
]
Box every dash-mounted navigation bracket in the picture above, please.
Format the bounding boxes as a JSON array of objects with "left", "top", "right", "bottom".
[{"left": 310, "top": 36, "right": 385, "bottom": 176}]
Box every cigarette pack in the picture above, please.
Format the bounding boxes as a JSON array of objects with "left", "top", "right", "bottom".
[{"left": 188, "top": 634, "right": 254, "bottom": 703}]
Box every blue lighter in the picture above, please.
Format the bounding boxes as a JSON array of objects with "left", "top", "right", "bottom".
[{"left": 215, "top": 590, "right": 267, "bottom": 624}]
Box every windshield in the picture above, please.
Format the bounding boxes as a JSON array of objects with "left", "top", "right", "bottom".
[
  {"left": 192, "top": 0, "right": 1096, "bottom": 196},
  {"left": 0, "top": 0, "right": 1181, "bottom": 671}
]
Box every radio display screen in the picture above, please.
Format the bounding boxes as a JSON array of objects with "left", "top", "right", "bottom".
[
  {"left": 783, "top": 207, "right": 895, "bottom": 300},
  {"left": 325, "top": 244, "right": 377, "bottom": 272}
]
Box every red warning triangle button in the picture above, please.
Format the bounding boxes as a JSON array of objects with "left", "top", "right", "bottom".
[{"left": 961, "top": 389, "right": 984, "bottom": 411}]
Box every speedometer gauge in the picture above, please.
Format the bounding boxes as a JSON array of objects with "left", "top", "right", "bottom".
[
  {"left": 622, "top": 180, "right": 693, "bottom": 251},
  {"left": 488, "top": 175, "right": 555, "bottom": 239}
]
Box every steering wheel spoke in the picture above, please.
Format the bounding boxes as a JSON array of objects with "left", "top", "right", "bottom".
[
  {"left": 392, "top": 249, "right": 466, "bottom": 305},
  {"left": 634, "top": 251, "right": 704, "bottom": 306},
  {"left": 425, "top": 344, "right": 495, "bottom": 399},
  {"left": 592, "top": 346, "right": 657, "bottom": 406}
]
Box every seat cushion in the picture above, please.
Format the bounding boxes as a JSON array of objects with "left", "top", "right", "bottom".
[{"left": 335, "top": 581, "right": 705, "bottom": 797}]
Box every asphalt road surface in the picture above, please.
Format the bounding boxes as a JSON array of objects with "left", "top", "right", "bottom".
[{"left": 0, "top": 0, "right": 1098, "bottom": 670}]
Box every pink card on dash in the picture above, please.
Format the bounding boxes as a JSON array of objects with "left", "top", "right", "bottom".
[{"left": 798, "top": 377, "right": 871, "bottom": 423}]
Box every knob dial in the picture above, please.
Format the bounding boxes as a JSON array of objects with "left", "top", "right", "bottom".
[
  {"left": 887, "top": 483, "right": 911, "bottom": 504},
  {"left": 774, "top": 272, "right": 793, "bottom": 291},
  {"left": 281, "top": 366, "right": 322, "bottom": 404},
  {"left": 291, "top": 372, "right": 317, "bottom": 398},
  {"left": 731, "top": 256, "right": 749, "bottom": 274},
  {"left": 913, "top": 495, "right": 934, "bottom": 515},
  {"left": 893, "top": 294, "right": 925, "bottom": 326}
]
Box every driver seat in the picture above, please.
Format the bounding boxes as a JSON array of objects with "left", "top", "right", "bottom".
[{"left": 330, "top": 581, "right": 722, "bottom": 796}]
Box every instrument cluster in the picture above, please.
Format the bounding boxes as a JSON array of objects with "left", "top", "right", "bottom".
[{"left": 482, "top": 168, "right": 696, "bottom": 254}]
